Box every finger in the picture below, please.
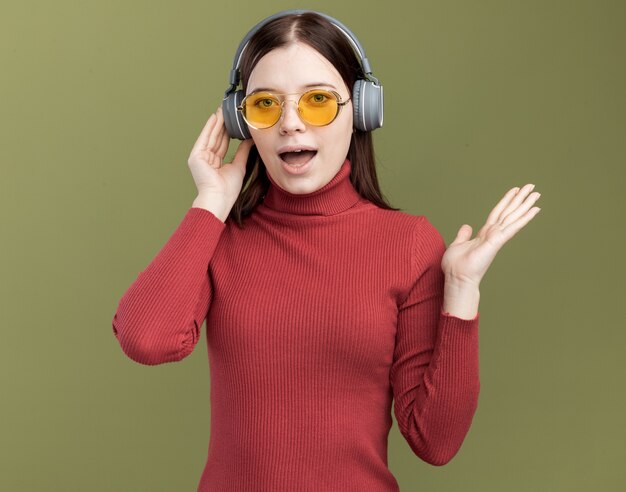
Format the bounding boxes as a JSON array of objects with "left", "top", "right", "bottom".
[
  {"left": 497, "top": 184, "right": 536, "bottom": 222},
  {"left": 500, "top": 191, "right": 541, "bottom": 228},
  {"left": 206, "top": 109, "right": 226, "bottom": 152},
  {"left": 216, "top": 126, "right": 230, "bottom": 158},
  {"left": 485, "top": 187, "right": 520, "bottom": 226},
  {"left": 207, "top": 124, "right": 225, "bottom": 158},
  {"left": 190, "top": 112, "right": 218, "bottom": 155},
  {"left": 208, "top": 128, "right": 231, "bottom": 169},
  {"left": 214, "top": 106, "right": 224, "bottom": 134},
  {"left": 213, "top": 112, "right": 228, "bottom": 155},
  {"left": 211, "top": 128, "right": 230, "bottom": 168},
  {"left": 500, "top": 206, "right": 541, "bottom": 242},
  {"left": 207, "top": 147, "right": 220, "bottom": 168}
]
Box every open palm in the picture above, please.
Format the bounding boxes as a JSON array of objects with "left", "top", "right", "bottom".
[
  {"left": 441, "top": 184, "right": 542, "bottom": 287},
  {"left": 188, "top": 106, "right": 254, "bottom": 199}
]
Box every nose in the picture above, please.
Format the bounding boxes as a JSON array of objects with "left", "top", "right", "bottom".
[{"left": 278, "top": 98, "right": 306, "bottom": 135}]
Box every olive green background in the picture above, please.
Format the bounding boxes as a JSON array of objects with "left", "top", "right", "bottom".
[{"left": 1, "top": 0, "right": 624, "bottom": 490}]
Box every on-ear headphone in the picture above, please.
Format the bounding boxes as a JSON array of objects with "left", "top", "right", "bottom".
[{"left": 221, "top": 9, "right": 384, "bottom": 140}]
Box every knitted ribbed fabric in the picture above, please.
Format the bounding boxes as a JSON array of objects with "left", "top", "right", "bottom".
[{"left": 112, "top": 159, "right": 480, "bottom": 491}]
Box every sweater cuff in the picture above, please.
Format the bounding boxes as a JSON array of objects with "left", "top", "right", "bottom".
[
  {"left": 189, "top": 206, "right": 227, "bottom": 227},
  {"left": 441, "top": 307, "right": 480, "bottom": 323},
  {"left": 437, "top": 309, "right": 480, "bottom": 357}
]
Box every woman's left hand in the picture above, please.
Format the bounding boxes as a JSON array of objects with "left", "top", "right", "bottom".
[{"left": 441, "top": 183, "right": 542, "bottom": 287}]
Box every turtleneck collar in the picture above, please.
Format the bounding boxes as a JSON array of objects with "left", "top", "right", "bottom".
[{"left": 261, "top": 159, "right": 362, "bottom": 216}]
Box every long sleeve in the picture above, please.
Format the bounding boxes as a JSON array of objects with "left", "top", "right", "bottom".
[
  {"left": 112, "top": 207, "right": 226, "bottom": 365},
  {"left": 390, "top": 216, "right": 480, "bottom": 466}
]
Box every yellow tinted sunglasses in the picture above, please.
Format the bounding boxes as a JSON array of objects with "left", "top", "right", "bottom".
[{"left": 237, "top": 89, "right": 351, "bottom": 129}]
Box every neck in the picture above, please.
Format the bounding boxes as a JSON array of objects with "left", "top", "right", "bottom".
[{"left": 262, "top": 159, "right": 362, "bottom": 216}]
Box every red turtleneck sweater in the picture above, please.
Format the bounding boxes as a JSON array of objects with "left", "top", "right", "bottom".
[{"left": 112, "top": 159, "right": 480, "bottom": 491}]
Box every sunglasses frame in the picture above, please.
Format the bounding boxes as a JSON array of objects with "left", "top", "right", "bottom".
[{"left": 237, "top": 89, "right": 351, "bottom": 130}]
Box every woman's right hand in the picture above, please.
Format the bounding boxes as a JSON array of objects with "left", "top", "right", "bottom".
[{"left": 188, "top": 106, "right": 254, "bottom": 219}]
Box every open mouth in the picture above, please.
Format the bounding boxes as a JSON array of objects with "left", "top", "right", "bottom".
[{"left": 279, "top": 150, "right": 318, "bottom": 166}]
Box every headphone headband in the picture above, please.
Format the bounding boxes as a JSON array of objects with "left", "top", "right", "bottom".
[{"left": 225, "top": 9, "right": 378, "bottom": 98}]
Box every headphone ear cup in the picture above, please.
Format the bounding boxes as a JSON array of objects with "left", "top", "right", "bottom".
[
  {"left": 351, "top": 79, "right": 384, "bottom": 132},
  {"left": 222, "top": 90, "right": 250, "bottom": 140}
]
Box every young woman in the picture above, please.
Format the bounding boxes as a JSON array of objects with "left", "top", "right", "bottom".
[{"left": 112, "top": 10, "right": 542, "bottom": 491}]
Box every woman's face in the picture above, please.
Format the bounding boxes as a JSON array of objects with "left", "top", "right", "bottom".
[{"left": 246, "top": 42, "right": 353, "bottom": 195}]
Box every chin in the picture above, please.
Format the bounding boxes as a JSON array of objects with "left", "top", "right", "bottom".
[{"left": 280, "top": 177, "right": 322, "bottom": 195}]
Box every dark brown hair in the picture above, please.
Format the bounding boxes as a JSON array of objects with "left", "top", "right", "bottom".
[{"left": 228, "top": 12, "right": 399, "bottom": 227}]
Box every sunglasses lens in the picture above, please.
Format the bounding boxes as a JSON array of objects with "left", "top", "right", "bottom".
[
  {"left": 241, "top": 89, "right": 342, "bottom": 129},
  {"left": 242, "top": 92, "right": 281, "bottom": 128},
  {"left": 299, "top": 90, "right": 339, "bottom": 126}
]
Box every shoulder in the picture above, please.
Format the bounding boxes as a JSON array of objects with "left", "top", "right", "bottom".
[
  {"left": 366, "top": 206, "right": 445, "bottom": 246},
  {"left": 364, "top": 206, "right": 447, "bottom": 270}
]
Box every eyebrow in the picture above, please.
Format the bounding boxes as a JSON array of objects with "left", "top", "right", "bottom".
[{"left": 248, "top": 82, "right": 339, "bottom": 93}]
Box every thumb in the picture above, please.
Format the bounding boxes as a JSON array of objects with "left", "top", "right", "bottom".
[
  {"left": 231, "top": 139, "right": 255, "bottom": 170},
  {"left": 451, "top": 224, "right": 473, "bottom": 245}
]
